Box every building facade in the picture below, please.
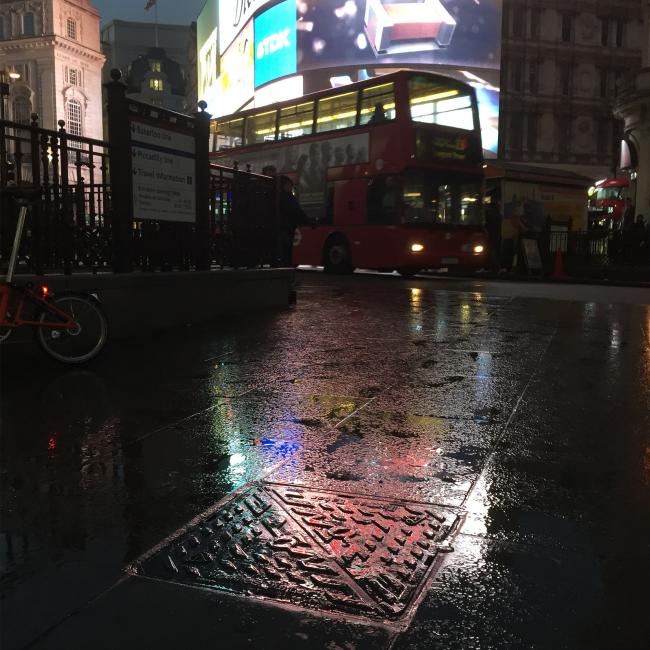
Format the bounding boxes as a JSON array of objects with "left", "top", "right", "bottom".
[
  {"left": 0, "top": 0, "right": 104, "bottom": 140},
  {"left": 500, "top": 0, "right": 644, "bottom": 178},
  {"left": 614, "top": 0, "right": 650, "bottom": 215},
  {"left": 101, "top": 20, "right": 190, "bottom": 113}
]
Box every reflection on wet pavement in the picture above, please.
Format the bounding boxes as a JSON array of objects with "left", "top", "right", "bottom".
[{"left": 1, "top": 275, "right": 649, "bottom": 649}]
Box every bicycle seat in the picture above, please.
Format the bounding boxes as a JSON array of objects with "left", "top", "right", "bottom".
[{"left": 1, "top": 184, "right": 41, "bottom": 204}]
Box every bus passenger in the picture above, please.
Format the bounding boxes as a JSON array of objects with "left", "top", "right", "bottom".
[{"left": 368, "top": 103, "right": 388, "bottom": 124}]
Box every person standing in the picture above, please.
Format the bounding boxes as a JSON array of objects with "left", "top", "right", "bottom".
[
  {"left": 622, "top": 198, "right": 635, "bottom": 230},
  {"left": 484, "top": 192, "right": 503, "bottom": 272},
  {"left": 277, "top": 176, "right": 311, "bottom": 266}
]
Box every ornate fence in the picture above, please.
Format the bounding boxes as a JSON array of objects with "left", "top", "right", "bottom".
[
  {"left": 1, "top": 110, "right": 277, "bottom": 275},
  {"left": 1, "top": 116, "right": 112, "bottom": 274}
]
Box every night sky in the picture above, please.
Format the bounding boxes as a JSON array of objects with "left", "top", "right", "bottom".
[{"left": 92, "top": 0, "right": 207, "bottom": 27}]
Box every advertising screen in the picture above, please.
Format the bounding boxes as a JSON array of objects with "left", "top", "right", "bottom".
[
  {"left": 199, "top": 0, "right": 503, "bottom": 154},
  {"left": 217, "top": 20, "right": 255, "bottom": 116},
  {"left": 296, "top": 0, "right": 500, "bottom": 73},
  {"left": 254, "top": 0, "right": 297, "bottom": 88},
  {"left": 197, "top": 0, "right": 219, "bottom": 113},
  {"left": 219, "top": 0, "right": 275, "bottom": 54}
]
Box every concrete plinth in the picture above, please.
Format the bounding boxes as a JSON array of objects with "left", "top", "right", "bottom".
[{"left": 11, "top": 268, "right": 294, "bottom": 339}]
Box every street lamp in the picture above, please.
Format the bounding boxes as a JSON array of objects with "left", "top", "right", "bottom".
[{"left": 0, "top": 68, "right": 22, "bottom": 121}]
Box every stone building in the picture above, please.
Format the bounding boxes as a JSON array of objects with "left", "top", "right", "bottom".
[
  {"left": 0, "top": 0, "right": 104, "bottom": 140},
  {"left": 500, "top": 0, "right": 644, "bottom": 178},
  {"left": 101, "top": 20, "right": 190, "bottom": 113},
  {"left": 614, "top": 1, "right": 650, "bottom": 214}
]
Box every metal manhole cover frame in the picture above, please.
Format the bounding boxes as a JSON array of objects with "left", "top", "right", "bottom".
[{"left": 128, "top": 480, "right": 460, "bottom": 630}]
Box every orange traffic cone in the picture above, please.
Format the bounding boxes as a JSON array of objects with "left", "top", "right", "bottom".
[{"left": 551, "top": 249, "right": 566, "bottom": 279}]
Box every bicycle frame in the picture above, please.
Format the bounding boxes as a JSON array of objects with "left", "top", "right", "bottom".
[
  {"left": 1, "top": 204, "right": 77, "bottom": 333},
  {"left": 0, "top": 283, "right": 78, "bottom": 331}
]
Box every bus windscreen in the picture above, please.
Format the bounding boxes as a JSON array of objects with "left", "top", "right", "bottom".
[{"left": 402, "top": 173, "right": 483, "bottom": 226}]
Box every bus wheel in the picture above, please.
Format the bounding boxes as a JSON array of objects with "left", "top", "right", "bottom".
[
  {"left": 324, "top": 238, "right": 353, "bottom": 274},
  {"left": 397, "top": 268, "right": 419, "bottom": 278}
]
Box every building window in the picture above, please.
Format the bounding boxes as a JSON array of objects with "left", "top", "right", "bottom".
[
  {"left": 510, "top": 113, "right": 523, "bottom": 151},
  {"left": 560, "top": 65, "right": 572, "bottom": 96},
  {"left": 559, "top": 116, "right": 572, "bottom": 154},
  {"left": 512, "top": 5, "right": 525, "bottom": 38},
  {"left": 561, "top": 13, "right": 573, "bottom": 43},
  {"left": 149, "top": 78, "right": 164, "bottom": 91},
  {"left": 67, "top": 67, "right": 81, "bottom": 86},
  {"left": 0, "top": 17, "right": 5, "bottom": 40},
  {"left": 615, "top": 20, "right": 624, "bottom": 47},
  {"left": 67, "top": 18, "right": 77, "bottom": 40},
  {"left": 23, "top": 12, "right": 35, "bottom": 36},
  {"left": 512, "top": 60, "right": 524, "bottom": 92},
  {"left": 597, "top": 119, "right": 610, "bottom": 154},
  {"left": 530, "top": 8, "right": 542, "bottom": 39},
  {"left": 150, "top": 60, "right": 162, "bottom": 73},
  {"left": 527, "top": 114, "right": 538, "bottom": 153},
  {"left": 599, "top": 69, "right": 609, "bottom": 98},
  {"left": 13, "top": 96, "right": 31, "bottom": 124},
  {"left": 66, "top": 98, "right": 83, "bottom": 137},
  {"left": 601, "top": 18, "right": 609, "bottom": 46},
  {"left": 528, "top": 62, "right": 539, "bottom": 94}
]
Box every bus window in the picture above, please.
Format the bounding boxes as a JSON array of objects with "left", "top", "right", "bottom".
[
  {"left": 367, "top": 176, "right": 401, "bottom": 225},
  {"left": 409, "top": 77, "right": 474, "bottom": 131},
  {"left": 316, "top": 91, "right": 358, "bottom": 134},
  {"left": 213, "top": 118, "right": 244, "bottom": 151},
  {"left": 279, "top": 101, "right": 314, "bottom": 140},
  {"left": 244, "top": 110, "right": 277, "bottom": 145},
  {"left": 360, "top": 82, "right": 396, "bottom": 126},
  {"left": 403, "top": 174, "right": 483, "bottom": 226}
]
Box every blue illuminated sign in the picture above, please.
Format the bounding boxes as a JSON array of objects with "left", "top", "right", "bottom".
[{"left": 254, "top": 0, "right": 296, "bottom": 89}]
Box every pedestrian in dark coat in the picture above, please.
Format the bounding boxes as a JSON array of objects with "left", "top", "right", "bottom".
[{"left": 277, "top": 176, "right": 311, "bottom": 266}]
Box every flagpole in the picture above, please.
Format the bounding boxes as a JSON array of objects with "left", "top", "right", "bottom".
[{"left": 154, "top": 1, "right": 159, "bottom": 47}]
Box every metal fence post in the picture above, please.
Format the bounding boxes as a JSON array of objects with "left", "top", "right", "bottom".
[
  {"left": 194, "top": 100, "right": 212, "bottom": 271},
  {"left": 105, "top": 69, "right": 133, "bottom": 273}
]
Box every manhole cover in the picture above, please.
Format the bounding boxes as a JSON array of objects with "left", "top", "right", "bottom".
[{"left": 131, "top": 482, "right": 457, "bottom": 626}]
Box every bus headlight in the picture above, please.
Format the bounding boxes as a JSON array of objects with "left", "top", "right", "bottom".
[
  {"left": 410, "top": 243, "right": 425, "bottom": 253},
  {"left": 473, "top": 244, "right": 485, "bottom": 254}
]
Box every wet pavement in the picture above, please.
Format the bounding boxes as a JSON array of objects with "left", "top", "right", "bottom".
[{"left": 1, "top": 273, "right": 649, "bottom": 649}]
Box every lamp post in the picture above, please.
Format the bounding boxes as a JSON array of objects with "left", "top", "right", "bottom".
[{"left": 0, "top": 68, "right": 21, "bottom": 121}]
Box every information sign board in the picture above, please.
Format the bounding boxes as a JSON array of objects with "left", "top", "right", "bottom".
[{"left": 130, "top": 120, "right": 197, "bottom": 223}]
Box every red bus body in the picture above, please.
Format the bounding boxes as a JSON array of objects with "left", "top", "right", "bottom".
[
  {"left": 210, "top": 70, "right": 488, "bottom": 273},
  {"left": 588, "top": 177, "right": 631, "bottom": 229}
]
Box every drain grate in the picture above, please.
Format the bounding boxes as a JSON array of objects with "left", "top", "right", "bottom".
[{"left": 132, "top": 482, "right": 457, "bottom": 625}]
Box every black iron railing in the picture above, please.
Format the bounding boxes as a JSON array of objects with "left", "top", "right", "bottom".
[{"left": 1, "top": 115, "right": 278, "bottom": 275}]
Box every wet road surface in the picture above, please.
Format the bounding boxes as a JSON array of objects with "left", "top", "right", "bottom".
[{"left": 1, "top": 273, "right": 649, "bottom": 649}]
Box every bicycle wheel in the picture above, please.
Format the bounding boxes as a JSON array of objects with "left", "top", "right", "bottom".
[{"left": 37, "top": 293, "right": 108, "bottom": 364}]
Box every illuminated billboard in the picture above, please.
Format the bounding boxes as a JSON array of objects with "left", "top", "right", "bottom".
[
  {"left": 197, "top": 0, "right": 502, "bottom": 154},
  {"left": 218, "top": 20, "right": 255, "bottom": 116},
  {"left": 219, "top": 0, "right": 275, "bottom": 54},
  {"left": 197, "top": 0, "right": 219, "bottom": 112},
  {"left": 254, "top": 0, "right": 297, "bottom": 88}
]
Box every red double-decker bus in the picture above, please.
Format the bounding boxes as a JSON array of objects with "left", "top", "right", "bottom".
[{"left": 210, "top": 70, "right": 488, "bottom": 276}]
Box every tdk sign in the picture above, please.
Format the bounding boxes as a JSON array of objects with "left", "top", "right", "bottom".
[
  {"left": 257, "top": 28, "right": 291, "bottom": 59},
  {"left": 254, "top": 0, "right": 296, "bottom": 88}
]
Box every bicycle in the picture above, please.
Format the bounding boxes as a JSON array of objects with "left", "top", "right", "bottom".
[{"left": 0, "top": 189, "right": 108, "bottom": 363}]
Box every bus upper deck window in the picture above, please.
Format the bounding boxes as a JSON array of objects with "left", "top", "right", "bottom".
[
  {"left": 360, "top": 82, "right": 396, "bottom": 126},
  {"left": 316, "top": 91, "right": 358, "bottom": 134},
  {"left": 279, "top": 101, "right": 314, "bottom": 140},
  {"left": 214, "top": 118, "right": 244, "bottom": 151},
  {"left": 409, "top": 77, "right": 474, "bottom": 131},
  {"left": 245, "top": 110, "right": 277, "bottom": 145}
]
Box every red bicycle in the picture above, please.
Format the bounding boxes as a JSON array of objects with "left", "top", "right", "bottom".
[{"left": 1, "top": 190, "right": 108, "bottom": 363}]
